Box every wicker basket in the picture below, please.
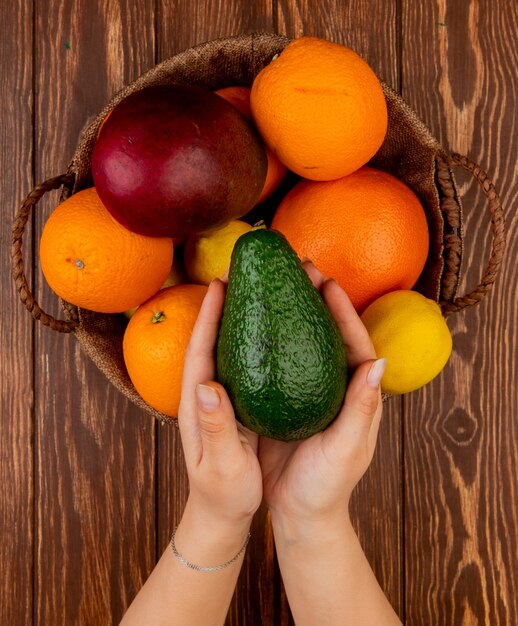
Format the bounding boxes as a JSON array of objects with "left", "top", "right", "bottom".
[{"left": 11, "top": 33, "right": 506, "bottom": 423}]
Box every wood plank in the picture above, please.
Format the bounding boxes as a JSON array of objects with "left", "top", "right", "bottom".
[
  {"left": 155, "top": 3, "right": 279, "bottom": 625},
  {"left": 401, "top": 1, "right": 518, "bottom": 624},
  {"left": 33, "top": 2, "right": 157, "bottom": 624},
  {"left": 157, "top": 0, "right": 275, "bottom": 60},
  {"left": 0, "top": 2, "right": 34, "bottom": 624},
  {"left": 276, "top": 2, "right": 403, "bottom": 621}
]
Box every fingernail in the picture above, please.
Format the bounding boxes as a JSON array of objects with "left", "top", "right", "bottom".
[
  {"left": 301, "top": 256, "right": 312, "bottom": 264},
  {"left": 196, "top": 384, "right": 221, "bottom": 411},
  {"left": 367, "top": 358, "right": 387, "bottom": 388}
]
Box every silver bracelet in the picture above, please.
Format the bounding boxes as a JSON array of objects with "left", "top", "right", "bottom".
[{"left": 170, "top": 527, "right": 251, "bottom": 573}]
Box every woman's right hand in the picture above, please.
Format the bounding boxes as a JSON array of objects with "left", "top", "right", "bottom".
[
  {"left": 258, "top": 261, "right": 402, "bottom": 626},
  {"left": 259, "top": 260, "right": 386, "bottom": 528}
]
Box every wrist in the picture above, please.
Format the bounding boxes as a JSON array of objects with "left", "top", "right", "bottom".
[
  {"left": 184, "top": 494, "right": 255, "bottom": 532},
  {"left": 269, "top": 506, "right": 354, "bottom": 552},
  {"left": 172, "top": 498, "right": 253, "bottom": 570}
]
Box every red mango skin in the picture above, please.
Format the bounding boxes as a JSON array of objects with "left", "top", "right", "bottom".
[{"left": 92, "top": 85, "right": 267, "bottom": 238}]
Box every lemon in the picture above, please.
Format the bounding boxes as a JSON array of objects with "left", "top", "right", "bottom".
[
  {"left": 360, "top": 290, "right": 453, "bottom": 395},
  {"left": 184, "top": 220, "right": 252, "bottom": 285},
  {"left": 162, "top": 258, "right": 188, "bottom": 288},
  {"left": 123, "top": 259, "right": 187, "bottom": 319}
]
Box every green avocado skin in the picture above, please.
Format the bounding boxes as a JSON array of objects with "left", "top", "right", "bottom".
[{"left": 216, "top": 228, "right": 347, "bottom": 441}]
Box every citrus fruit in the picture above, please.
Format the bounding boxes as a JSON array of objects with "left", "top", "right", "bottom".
[
  {"left": 360, "top": 290, "right": 453, "bottom": 395},
  {"left": 260, "top": 150, "right": 289, "bottom": 203},
  {"left": 215, "top": 86, "right": 288, "bottom": 202},
  {"left": 271, "top": 166, "right": 429, "bottom": 312},
  {"left": 96, "top": 110, "right": 112, "bottom": 138},
  {"left": 123, "top": 284, "right": 208, "bottom": 417},
  {"left": 214, "top": 86, "right": 252, "bottom": 117},
  {"left": 39, "top": 187, "right": 174, "bottom": 313},
  {"left": 162, "top": 257, "right": 188, "bottom": 288},
  {"left": 184, "top": 220, "right": 252, "bottom": 285},
  {"left": 250, "top": 36, "right": 388, "bottom": 181},
  {"left": 123, "top": 257, "right": 188, "bottom": 319}
]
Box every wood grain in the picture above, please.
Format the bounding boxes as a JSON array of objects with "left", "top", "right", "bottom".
[
  {"left": 33, "top": 2, "right": 157, "bottom": 624},
  {"left": 276, "top": 0, "right": 399, "bottom": 88},
  {"left": 401, "top": 1, "right": 518, "bottom": 624},
  {"left": 155, "top": 3, "right": 281, "bottom": 624},
  {"left": 276, "top": 1, "right": 404, "bottom": 619},
  {"left": 0, "top": 2, "right": 34, "bottom": 625},
  {"left": 2, "top": 1, "right": 516, "bottom": 624},
  {"left": 157, "top": 0, "right": 275, "bottom": 61}
]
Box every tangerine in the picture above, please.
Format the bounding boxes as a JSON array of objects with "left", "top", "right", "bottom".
[
  {"left": 96, "top": 109, "right": 112, "bottom": 138},
  {"left": 215, "top": 86, "right": 287, "bottom": 202},
  {"left": 123, "top": 284, "right": 208, "bottom": 417},
  {"left": 39, "top": 187, "right": 174, "bottom": 313},
  {"left": 250, "top": 36, "right": 388, "bottom": 181},
  {"left": 271, "top": 166, "right": 429, "bottom": 312}
]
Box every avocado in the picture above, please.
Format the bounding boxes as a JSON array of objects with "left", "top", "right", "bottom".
[{"left": 216, "top": 228, "right": 347, "bottom": 441}]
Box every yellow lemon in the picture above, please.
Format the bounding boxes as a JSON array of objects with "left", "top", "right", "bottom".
[
  {"left": 184, "top": 220, "right": 252, "bottom": 285},
  {"left": 123, "top": 259, "right": 188, "bottom": 319},
  {"left": 162, "top": 258, "right": 188, "bottom": 288},
  {"left": 360, "top": 290, "right": 453, "bottom": 395}
]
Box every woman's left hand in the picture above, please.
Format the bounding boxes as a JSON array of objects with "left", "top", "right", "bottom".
[{"left": 120, "top": 279, "right": 262, "bottom": 626}]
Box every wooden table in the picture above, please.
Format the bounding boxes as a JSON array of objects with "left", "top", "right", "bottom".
[{"left": 2, "top": 2, "right": 516, "bottom": 624}]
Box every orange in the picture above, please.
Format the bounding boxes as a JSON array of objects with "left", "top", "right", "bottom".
[
  {"left": 123, "top": 284, "right": 208, "bottom": 417},
  {"left": 250, "top": 36, "right": 388, "bottom": 181},
  {"left": 39, "top": 187, "right": 174, "bottom": 313},
  {"left": 215, "top": 86, "right": 287, "bottom": 202},
  {"left": 96, "top": 110, "right": 112, "bottom": 138},
  {"left": 260, "top": 150, "right": 289, "bottom": 203},
  {"left": 215, "top": 86, "right": 252, "bottom": 117},
  {"left": 271, "top": 166, "right": 429, "bottom": 312}
]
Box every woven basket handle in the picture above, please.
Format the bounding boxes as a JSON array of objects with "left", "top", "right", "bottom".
[
  {"left": 11, "top": 174, "right": 79, "bottom": 333},
  {"left": 438, "top": 153, "right": 506, "bottom": 315}
]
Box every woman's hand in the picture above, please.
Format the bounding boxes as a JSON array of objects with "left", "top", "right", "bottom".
[
  {"left": 258, "top": 261, "right": 401, "bottom": 626},
  {"left": 259, "top": 260, "right": 386, "bottom": 527},
  {"left": 176, "top": 278, "right": 263, "bottom": 561},
  {"left": 120, "top": 279, "right": 263, "bottom": 626}
]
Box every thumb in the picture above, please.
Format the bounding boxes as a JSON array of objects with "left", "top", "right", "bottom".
[
  {"left": 195, "top": 382, "right": 242, "bottom": 457},
  {"left": 326, "top": 358, "right": 387, "bottom": 445}
]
